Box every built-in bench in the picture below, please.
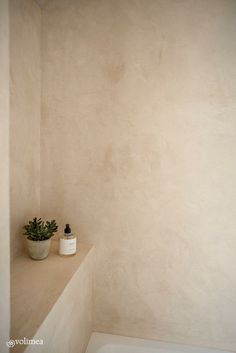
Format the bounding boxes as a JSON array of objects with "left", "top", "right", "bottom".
[{"left": 11, "top": 240, "right": 94, "bottom": 353}]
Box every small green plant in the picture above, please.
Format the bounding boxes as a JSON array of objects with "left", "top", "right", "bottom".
[{"left": 23, "top": 217, "right": 58, "bottom": 241}]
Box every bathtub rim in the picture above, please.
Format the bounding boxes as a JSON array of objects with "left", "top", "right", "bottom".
[{"left": 86, "top": 332, "right": 234, "bottom": 353}]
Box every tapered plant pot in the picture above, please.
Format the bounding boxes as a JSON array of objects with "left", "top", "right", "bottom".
[{"left": 26, "top": 238, "right": 51, "bottom": 260}]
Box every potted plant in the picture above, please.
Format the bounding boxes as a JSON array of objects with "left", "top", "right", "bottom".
[{"left": 23, "top": 217, "right": 58, "bottom": 260}]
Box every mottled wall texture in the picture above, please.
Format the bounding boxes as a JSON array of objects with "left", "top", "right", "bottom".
[
  {"left": 40, "top": 0, "right": 236, "bottom": 350},
  {"left": 0, "top": 0, "right": 10, "bottom": 351},
  {"left": 10, "top": 0, "right": 41, "bottom": 258}
]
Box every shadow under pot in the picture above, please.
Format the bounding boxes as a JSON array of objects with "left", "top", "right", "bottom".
[{"left": 26, "top": 238, "right": 51, "bottom": 260}]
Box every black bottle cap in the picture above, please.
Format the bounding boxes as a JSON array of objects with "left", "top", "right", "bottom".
[{"left": 64, "top": 224, "right": 71, "bottom": 234}]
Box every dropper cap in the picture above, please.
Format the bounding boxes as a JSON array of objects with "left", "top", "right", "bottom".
[{"left": 64, "top": 224, "right": 71, "bottom": 234}]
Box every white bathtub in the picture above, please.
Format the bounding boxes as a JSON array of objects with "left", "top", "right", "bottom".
[{"left": 86, "top": 333, "right": 231, "bottom": 353}]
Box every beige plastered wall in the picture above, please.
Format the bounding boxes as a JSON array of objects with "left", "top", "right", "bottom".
[
  {"left": 40, "top": 0, "right": 236, "bottom": 351},
  {"left": 8, "top": 3, "right": 92, "bottom": 353},
  {"left": 0, "top": 0, "right": 10, "bottom": 351},
  {"left": 10, "top": 0, "right": 41, "bottom": 258}
]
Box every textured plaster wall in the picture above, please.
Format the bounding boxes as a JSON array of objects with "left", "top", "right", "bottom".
[
  {"left": 41, "top": 0, "right": 236, "bottom": 350},
  {"left": 0, "top": 0, "right": 10, "bottom": 351},
  {"left": 10, "top": 0, "right": 41, "bottom": 258}
]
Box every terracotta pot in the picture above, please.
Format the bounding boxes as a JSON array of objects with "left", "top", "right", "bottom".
[{"left": 26, "top": 238, "right": 51, "bottom": 260}]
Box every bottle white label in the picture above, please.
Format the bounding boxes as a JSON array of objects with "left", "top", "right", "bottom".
[{"left": 59, "top": 238, "right": 76, "bottom": 255}]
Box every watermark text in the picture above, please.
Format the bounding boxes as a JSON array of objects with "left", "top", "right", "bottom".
[{"left": 6, "top": 337, "right": 43, "bottom": 348}]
